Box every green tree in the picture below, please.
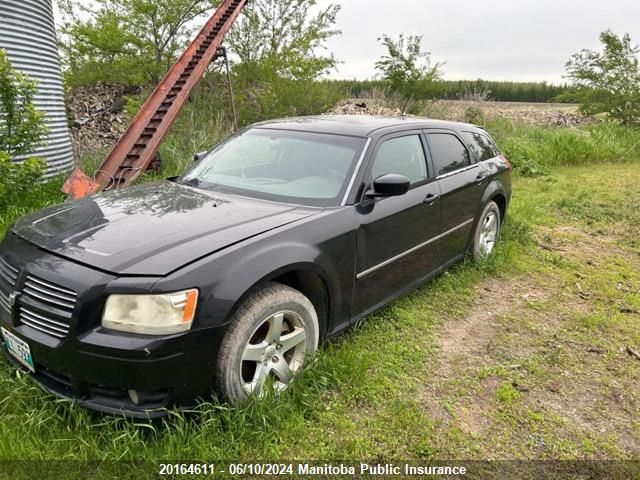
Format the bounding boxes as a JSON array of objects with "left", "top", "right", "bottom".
[
  {"left": 208, "top": 0, "right": 343, "bottom": 125},
  {"left": 375, "top": 34, "right": 445, "bottom": 112},
  {"left": 221, "top": 0, "right": 341, "bottom": 81},
  {"left": 59, "top": 0, "right": 216, "bottom": 86},
  {"left": 563, "top": 30, "right": 640, "bottom": 126},
  {"left": 0, "top": 50, "right": 46, "bottom": 209}
]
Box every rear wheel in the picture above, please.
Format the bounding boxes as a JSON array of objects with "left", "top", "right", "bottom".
[
  {"left": 215, "top": 282, "right": 319, "bottom": 405},
  {"left": 472, "top": 201, "right": 501, "bottom": 259}
]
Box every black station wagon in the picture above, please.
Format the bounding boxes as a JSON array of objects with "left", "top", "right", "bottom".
[{"left": 0, "top": 116, "right": 511, "bottom": 417}]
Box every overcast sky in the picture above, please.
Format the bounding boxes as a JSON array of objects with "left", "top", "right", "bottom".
[
  {"left": 321, "top": 0, "right": 640, "bottom": 83},
  {"left": 53, "top": 0, "right": 640, "bottom": 85}
]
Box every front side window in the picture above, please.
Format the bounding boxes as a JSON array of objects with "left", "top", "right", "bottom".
[
  {"left": 179, "top": 128, "right": 367, "bottom": 206},
  {"left": 462, "top": 131, "right": 501, "bottom": 162},
  {"left": 370, "top": 135, "right": 428, "bottom": 184},
  {"left": 428, "top": 133, "right": 471, "bottom": 177}
]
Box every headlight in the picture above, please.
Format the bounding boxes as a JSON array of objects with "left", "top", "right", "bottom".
[{"left": 102, "top": 289, "right": 199, "bottom": 335}]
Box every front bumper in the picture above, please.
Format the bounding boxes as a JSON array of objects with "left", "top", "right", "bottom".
[
  {"left": 0, "top": 232, "right": 227, "bottom": 418},
  {"left": 1, "top": 325, "right": 226, "bottom": 419}
]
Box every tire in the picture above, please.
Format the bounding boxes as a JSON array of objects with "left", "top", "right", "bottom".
[
  {"left": 472, "top": 201, "right": 501, "bottom": 260},
  {"left": 214, "top": 282, "right": 320, "bottom": 405}
]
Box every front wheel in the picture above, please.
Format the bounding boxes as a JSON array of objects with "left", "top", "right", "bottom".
[
  {"left": 214, "top": 282, "right": 319, "bottom": 405},
  {"left": 472, "top": 201, "right": 501, "bottom": 259}
]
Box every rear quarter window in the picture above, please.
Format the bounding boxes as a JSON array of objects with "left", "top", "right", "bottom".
[{"left": 462, "top": 132, "right": 501, "bottom": 162}]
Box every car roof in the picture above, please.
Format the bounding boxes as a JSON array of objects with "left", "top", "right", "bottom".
[{"left": 252, "top": 115, "right": 485, "bottom": 138}]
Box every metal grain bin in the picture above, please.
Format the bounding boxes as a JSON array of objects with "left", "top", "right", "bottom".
[{"left": 0, "top": 0, "right": 74, "bottom": 178}]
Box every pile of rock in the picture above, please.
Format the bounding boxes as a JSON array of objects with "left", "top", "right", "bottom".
[
  {"left": 554, "top": 111, "right": 590, "bottom": 128},
  {"left": 423, "top": 100, "right": 593, "bottom": 128},
  {"left": 66, "top": 84, "right": 139, "bottom": 159},
  {"left": 497, "top": 109, "right": 593, "bottom": 128},
  {"left": 328, "top": 101, "right": 404, "bottom": 116}
]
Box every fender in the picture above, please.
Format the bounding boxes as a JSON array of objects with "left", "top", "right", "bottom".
[
  {"left": 152, "top": 208, "right": 358, "bottom": 333},
  {"left": 480, "top": 179, "right": 508, "bottom": 213},
  {"left": 463, "top": 178, "right": 509, "bottom": 252},
  {"left": 210, "top": 243, "right": 339, "bottom": 324}
]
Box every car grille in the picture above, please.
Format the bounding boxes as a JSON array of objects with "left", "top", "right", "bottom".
[
  {"left": 18, "top": 275, "right": 77, "bottom": 339},
  {"left": 0, "top": 256, "right": 19, "bottom": 316}
]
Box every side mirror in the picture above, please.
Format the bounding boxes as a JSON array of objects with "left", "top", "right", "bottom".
[
  {"left": 366, "top": 174, "right": 411, "bottom": 198},
  {"left": 193, "top": 151, "right": 208, "bottom": 163}
]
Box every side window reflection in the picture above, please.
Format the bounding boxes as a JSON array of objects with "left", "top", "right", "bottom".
[
  {"left": 462, "top": 132, "right": 500, "bottom": 162},
  {"left": 428, "top": 134, "right": 471, "bottom": 176},
  {"left": 371, "top": 135, "right": 428, "bottom": 184}
]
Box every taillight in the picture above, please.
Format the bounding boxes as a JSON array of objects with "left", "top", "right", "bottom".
[{"left": 500, "top": 155, "right": 512, "bottom": 171}]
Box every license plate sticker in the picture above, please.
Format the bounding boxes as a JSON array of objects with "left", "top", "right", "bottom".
[{"left": 1, "top": 327, "right": 35, "bottom": 372}]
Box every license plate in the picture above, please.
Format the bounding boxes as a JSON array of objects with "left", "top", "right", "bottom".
[{"left": 1, "top": 327, "right": 35, "bottom": 372}]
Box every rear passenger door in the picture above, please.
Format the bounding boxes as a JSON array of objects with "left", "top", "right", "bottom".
[{"left": 425, "top": 130, "right": 489, "bottom": 260}]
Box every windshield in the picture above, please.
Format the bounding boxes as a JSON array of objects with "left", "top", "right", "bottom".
[{"left": 179, "top": 128, "right": 367, "bottom": 206}]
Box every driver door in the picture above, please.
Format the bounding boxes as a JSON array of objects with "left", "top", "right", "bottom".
[{"left": 353, "top": 132, "right": 443, "bottom": 316}]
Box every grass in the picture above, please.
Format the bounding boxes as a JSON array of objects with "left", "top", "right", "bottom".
[
  {"left": 0, "top": 119, "right": 639, "bottom": 477},
  {"left": 0, "top": 179, "right": 65, "bottom": 241}
]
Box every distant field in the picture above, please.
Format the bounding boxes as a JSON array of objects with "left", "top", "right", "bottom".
[
  {"left": 431, "top": 100, "right": 584, "bottom": 125},
  {"left": 337, "top": 99, "right": 587, "bottom": 127},
  {"left": 438, "top": 100, "right": 580, "bottom": 110}
]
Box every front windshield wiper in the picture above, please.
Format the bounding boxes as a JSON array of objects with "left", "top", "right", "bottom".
[
  {"left": 180, "top": 177, "right": 222, "bottom": 191},
  {"left": 179, "top": 177, "right": 202, "bottom": 188}
]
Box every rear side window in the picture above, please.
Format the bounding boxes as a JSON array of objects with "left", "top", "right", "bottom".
[
  {"left": 427, "top": 133, "right": 471, "bottom": 177},
  {"left": 371, "top": 135, "right": 428, "bottom": 184},
  {"left": 462, "top": 132, "right": 501, "bottom": 161}
]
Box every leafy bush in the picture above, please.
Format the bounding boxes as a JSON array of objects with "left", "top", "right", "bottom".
[
  {"left": 0, "top": 152, "right": 44, "bottom": 211},
  {"left": 0, "top": 49, "right": 51, "bottom": 234},
  {"left": 234, "top": 75, "right": 343, "bottom": 126},
  {"left": 59, "top": 0, "right": 215, "bottom": 86},
  {"left": 562, "top": 30, "right": 640, "bottom": 126},
  {"left": 0, "top": 50, "right": 47, "bottom": 156},
  {"left": 487, "top": 119, "right": 640, "bottom": 176},
  {"left": 221, "top": 0, "right": 341, "bottom": 81},
  {"left": 375, "top": 34, "right": 444, "bottom": 112}
]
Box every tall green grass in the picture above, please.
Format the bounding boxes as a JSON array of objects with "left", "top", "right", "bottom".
[
  {"left": 486, "top": 120, "right": 640, "bottom": 176},
  {"left": 0, "top": 178, "right": 65, "bottom": 241}
]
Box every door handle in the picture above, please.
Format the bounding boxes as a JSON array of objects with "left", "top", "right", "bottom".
[
  {"left": 476, "top": 172, "right": 489, "bottom": 183},
  {"left": 423, "top": 193, "right": 440, "bottom": 205}
]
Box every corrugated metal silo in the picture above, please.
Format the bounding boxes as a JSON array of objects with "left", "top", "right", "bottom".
[{"left": 0, "top": 0, "right": 74, "bottom": 178}]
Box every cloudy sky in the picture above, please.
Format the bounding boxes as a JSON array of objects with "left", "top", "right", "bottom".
[
  {"left": 53, "top": 0, "right": 640, "bottom": 84},
  {"left": 321, "top": 0, "right": 640, "bottom": 83}
]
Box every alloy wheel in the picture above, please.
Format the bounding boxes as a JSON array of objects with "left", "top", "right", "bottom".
[
  {"left": 240, "top": 311, "right": 307, "bottom": 396},
  {"left": 478, "top": 211, "right": 498, "bottom": 256}
]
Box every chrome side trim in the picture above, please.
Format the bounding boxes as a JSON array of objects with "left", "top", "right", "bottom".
[
  {"left": 436, "top": 164, "right": 479, "bottom": 181},
  {"left": 341, "top": 137, "right": 372, "bottom": 206},
  {"left": 356, "top": 218, "right": 474, "bottom": 280}
]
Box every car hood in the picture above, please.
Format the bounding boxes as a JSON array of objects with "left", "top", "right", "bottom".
[{"left": 12, "top": 181, "right": 319, "bottom": 276}]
